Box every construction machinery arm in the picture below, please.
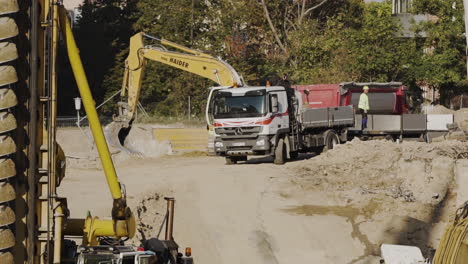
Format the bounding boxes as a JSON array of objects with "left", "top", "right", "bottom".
[
  {"left": 59, "top": 7, "right": 134, "bottom": 245},
  {"left": 116, "top": 32, "right": 243, "bottom": 124}
]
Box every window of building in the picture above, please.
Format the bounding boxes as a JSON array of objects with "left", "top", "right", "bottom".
[{"left": 392, "top": 0, "right": 412, "bottom": 14}]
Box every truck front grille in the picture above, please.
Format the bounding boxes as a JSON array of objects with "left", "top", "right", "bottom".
[{"left": 215, "top": 126, "right": 261, "bottom": 138}]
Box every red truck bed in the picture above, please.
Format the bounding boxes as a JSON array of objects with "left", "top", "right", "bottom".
[
  {"left": 292, "top": 82, "right": 409, "bottom": 115},
  {"left": 293, "top": 84, "right": 342, "bottom": 108}
]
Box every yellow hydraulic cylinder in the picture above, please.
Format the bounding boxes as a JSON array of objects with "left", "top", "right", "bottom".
[
  {"left": 82, "top": 212, "right": 135, "bottom": 246},
  {"left": 58, "top": 8, "right": 122, "bottom": 200},
  {"left": 53, "top": 205, "right": 64, "bottom": 264}
]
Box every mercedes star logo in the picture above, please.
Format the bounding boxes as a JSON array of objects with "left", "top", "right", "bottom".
[{"left": 235, "top": 127, "right": 243, "bottom": 135}]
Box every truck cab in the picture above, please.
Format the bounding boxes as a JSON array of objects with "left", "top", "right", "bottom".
[{"left": 212, "top": 86, "right": 291, "bottom": 162}]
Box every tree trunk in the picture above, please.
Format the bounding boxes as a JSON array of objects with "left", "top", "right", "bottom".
[{"left": 260, "top": 0, "right": 288, "bottom": 54}]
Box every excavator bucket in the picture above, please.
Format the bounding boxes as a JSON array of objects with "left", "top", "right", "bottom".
[{"left": 104, "top": 121, "right": 140, "bottom": 155}]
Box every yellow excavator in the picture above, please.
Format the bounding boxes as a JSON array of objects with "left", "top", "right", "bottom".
[
  {"left": 1, "top": 1, "right": 192, "bottom": 263},
  {"left": 105, "top": 32, "right": 244, "bottom": 152}
]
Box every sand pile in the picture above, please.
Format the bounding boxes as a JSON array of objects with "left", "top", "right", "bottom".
[
  {"left": 128, "top": 191, "right": 173, "bottom": 246},
  {"left": 288, "top": 139, "right": 468, "bottom": 257},
  {"left": 57, "top": 125, "right": 172, "bottom": 169},
  {"left": 294, "top": 139, "right": 467, "bottom": 205},
  {"left": 121, "top": 124, "right": 172, "bottom": 157},
  {"left": 57, "top": 128, "right": 101, "bottom": 169}
]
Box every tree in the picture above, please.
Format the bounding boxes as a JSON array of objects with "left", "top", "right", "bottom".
[
  {"left": 75, "top": 0, "right": 139, "bottom": 114},
  {"left": 412, "top": 0, "right": 467, "bottom": 102}
]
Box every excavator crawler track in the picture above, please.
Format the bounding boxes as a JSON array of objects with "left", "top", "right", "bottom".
[{"left": 0, "top": 0, "right": 19, "bottom": 263}]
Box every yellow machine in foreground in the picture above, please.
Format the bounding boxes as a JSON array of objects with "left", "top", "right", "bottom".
[
  {"left": 1, "top": 1, "right": 192, "bottom": 263},
  {"left": 432, "top": 202, "right": 468, "bottom": 263},
  {"left": 105, "top": 32, "right": 243, "bottom": 152}
]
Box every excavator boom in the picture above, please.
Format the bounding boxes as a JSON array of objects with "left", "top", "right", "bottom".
[
  {"left": 107, "top": 32, "right": 243, "bottom": 152},
  {"left": 122, "top": 32, "right": 242, "bottom": 122}
]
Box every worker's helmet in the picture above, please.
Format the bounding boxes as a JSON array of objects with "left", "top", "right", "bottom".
[{"left": 363, "top": 86, "right": 369, "bottom": 90}]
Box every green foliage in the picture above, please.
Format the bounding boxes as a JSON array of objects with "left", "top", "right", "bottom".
[
  {"left": 73, "top": 0, "right": 139, "bottom": 114},
  {"left": 412, "top": 0, "right": 466, "bottom": 92},
  {"left": 66, "top": 0, "right": 467, "bottom": 117}
]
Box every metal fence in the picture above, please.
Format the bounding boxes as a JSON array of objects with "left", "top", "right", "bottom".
[{"left": 57, "top": 116, "right": 113, "bottom": 127}]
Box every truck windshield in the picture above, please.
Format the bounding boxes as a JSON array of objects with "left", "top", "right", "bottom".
[{"left": 213, "top": 95, "right": 266, "bottom": 119}]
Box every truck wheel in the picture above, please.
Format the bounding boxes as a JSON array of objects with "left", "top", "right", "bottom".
[
  {"left": 289, "top": 151, "right": 299, "bottom": 160},
  {"left": 323, "top": 130, "right": 340, "bottom": 152},
  {"left": 274, "top": 138, "right": 286, "bottom": 165},
  {"left": 237, "top": 156, "right": 247, "bottom": 162},
  {"left": 225, "top": 157, "right": 237, "bottom": 165},
  {"left": 312, "top": 147, "right": 324, "bottom": 155}
]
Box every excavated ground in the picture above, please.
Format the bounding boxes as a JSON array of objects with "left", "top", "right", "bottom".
[
  {"left": 283, "top": 139, "right": 468, "bottom": 259},
  {"left": 57, "top": 126, "right": 468, "bottom": 264}
]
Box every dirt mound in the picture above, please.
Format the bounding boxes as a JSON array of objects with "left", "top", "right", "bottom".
[
  {"left": 288, "top": 139, "right": 468, "bottom": 257},
  {"left": 57, "top": 128, "right": 102, "bottom": 169},
  {"left": 130, "top": 190, "right": 173, "bottom": 245},
  {"left": 294, "top": 139, "right": 467, "bottom": 205},
  {"left": 57, "top": 125, "right": 173, "bottom": 169},
  {"left": 121, "top": 124, "right": 172, "bottom": 157},
  {"left": 128, "top": 191, "right": 173, "bottom": 246}
]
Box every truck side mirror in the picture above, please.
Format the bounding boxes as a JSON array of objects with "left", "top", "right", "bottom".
[{"left": 271, "top": 94, "right": 279, "bottom": 113}]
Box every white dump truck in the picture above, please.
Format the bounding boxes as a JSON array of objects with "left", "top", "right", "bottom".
[{"left": 210, "top": 86, "right": 355, "bottom": 164}]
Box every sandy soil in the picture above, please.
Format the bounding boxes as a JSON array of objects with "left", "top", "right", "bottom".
[{"left": 57, "top": 127, "right": 468, "bottom": 264}]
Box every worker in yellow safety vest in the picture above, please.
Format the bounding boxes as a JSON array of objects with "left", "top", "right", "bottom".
[{"left": 358, "top": 85, "right": 370, "bottom": 129}]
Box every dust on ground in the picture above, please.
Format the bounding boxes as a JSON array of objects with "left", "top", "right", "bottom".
[
  {"left": 57, "top": 124, "right": 468, "bottom": 263},
  {"left": 57, "top": 124, "right": 174, "bottom": 169}
]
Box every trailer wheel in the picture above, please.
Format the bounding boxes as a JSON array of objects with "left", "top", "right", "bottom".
[
  {"left": 312, "top": 147, "right": 324, "bottom": 155},
  {"left": 323, "top": 130, "right": 340, "bottom": 152},
  {"left": 225, "top": 157, "right": 237, "bottom": 165},
  {"left": 274, "top": 138, "right": 286, "bottom": 165}
]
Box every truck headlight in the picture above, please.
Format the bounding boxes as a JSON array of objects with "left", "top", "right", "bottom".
[
  {"left": 256, "top": 139, "right": 265, "bottom": 146},
  {"left": 215, "top": 142, "right": 223, "bottom": 147}
]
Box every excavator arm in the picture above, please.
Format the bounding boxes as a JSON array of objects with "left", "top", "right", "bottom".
[
  {"left": 107, "top": 32, "right": 243, "bottom": 152},
  {"left": 59, "top": 7, "right": 134, "bottom": 246},
  {"left": 117, "top": 32, "right": 242, "bottom": 123}
]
